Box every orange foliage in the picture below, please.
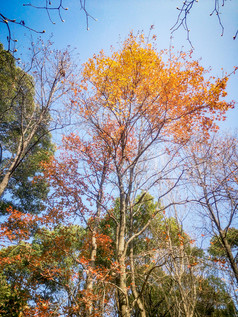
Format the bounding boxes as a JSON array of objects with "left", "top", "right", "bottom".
[
  {"left": 73, "top": 32, "right": 233, "bottom": 147},
  {"left": 0, "top": 206, "right": 39, "bottom": 242}
]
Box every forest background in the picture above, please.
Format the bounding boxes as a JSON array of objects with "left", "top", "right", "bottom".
[{"left": 0, "top": 1, "right": 238, "bottom": 316}]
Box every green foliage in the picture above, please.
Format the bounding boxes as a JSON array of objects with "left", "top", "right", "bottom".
[
  {"left": 209, "top": 228, "right": 238, "bottom": 258},
  {"left": 195, "top": 275, "right": 237, "bottom": 316},
  {"left": 131, "top": 272, "right": 237, "bottom": 317},
  {"left": 0, "top": 273, "right": 27, "bottom": 317},
  {"left": 0, "top": 44, "right": 34, "bottom": 149},
  {"left": 0, "top": 44, "right": 17, "bottom": 122},
  {"left": 1, "top": 137, "right": 54, "bottom": 213},
  {"left": 0, "top": 253, "right": 30, "bottom": 316}
]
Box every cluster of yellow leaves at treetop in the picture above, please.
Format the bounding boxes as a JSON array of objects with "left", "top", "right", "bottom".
[{"left": 74, "top": 33, "right": 233, "bottom": 140}]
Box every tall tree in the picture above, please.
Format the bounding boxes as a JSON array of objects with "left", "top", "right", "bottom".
[
  {"left": 60, "top": 32, "right": 233, "bottom": 316},
  {"left": 0, "top": 41, "right": 73, "bottom": 214}
]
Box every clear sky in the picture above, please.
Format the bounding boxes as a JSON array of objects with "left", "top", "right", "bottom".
[{"left": 1, "top": 0, "right": 238, "bottom": 130}]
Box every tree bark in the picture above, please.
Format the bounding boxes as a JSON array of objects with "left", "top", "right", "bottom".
[
  {"left": 129, "top": 245, "right": 146, "bottom": 317},
  {"left": 85, "top": 230, "right": 97, "bottom": 316},
  {"left": 220, "top": 230, "right": 238, "bottom": 284},
  {"left": 117, "top": 190, "right": 130, "bottom": 317}
]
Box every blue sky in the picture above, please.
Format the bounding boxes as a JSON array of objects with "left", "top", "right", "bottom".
[{"left": 1, "top": 0, "right": 238, "bottom": 129}]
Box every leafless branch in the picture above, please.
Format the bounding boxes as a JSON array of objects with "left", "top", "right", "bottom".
[
  {"left": 1, "top": 0, "right": 96, "bottom": 52},
  {"left": 171, "top": 0, "right": 237, "bottom": 47}
]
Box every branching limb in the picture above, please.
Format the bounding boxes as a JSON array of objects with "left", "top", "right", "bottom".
[
  {"left": 172, "top": 0, "right": 238, "bottom": 46},
  {"left": 1, "top": 0, "right": 96, "bottom": 52}
]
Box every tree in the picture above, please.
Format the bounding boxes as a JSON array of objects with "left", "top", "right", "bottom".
[
  {"left": 184, "top": 133, "right": 238, "bottom": 285},
  {"left": 0, "top": 40, "right": 73, "bottom": 213},
  {"left": 46, "top": 32, "right": 233, "bottom": 316}
]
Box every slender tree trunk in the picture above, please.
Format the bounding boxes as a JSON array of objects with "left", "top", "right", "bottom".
[
  {"left": 117, "top": 193, "right": 130, "bottom": 317},
  {"left": 204, "top": 190, "right": 238, "bottom": 284},
  {"left": 220, "top": 230, "right": 238, "bottom": 284},
  {"left": 117, "top": 228, "right": 130, "bottom": 317},
  {"left": 0, "top": 142, "right": 23, "bottom": 197},
  {"left": 129, "top": 245, "right": 146, "bottom": 317},
  {"left": 118, "top": 255, "right": 130, "bottom": 317},
  {"left": 85, "top": 164, "right": 107, "bottom": 316},
  {"left": 85, "top": 229, "right": 97, "bottom": 316},
  {"left": 0, "top": 171, "right": 11, "bottom": 197}
]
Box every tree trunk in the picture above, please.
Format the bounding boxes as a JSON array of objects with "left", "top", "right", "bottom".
[
  {"left": 0, "top": 143, "right": 23, "bottom": 197},
  {"left": 220, "top": 230, "right": 238, "bottom": 284},
  {"left": 118, "top": 255, "right": 130, "bottom": 317},
  {"left": 129, "top": 245, "right": 146, "bottom": 317},
  {"left": 85, "top": 229, "right": 97, "bottom": 316},
  {"left": 117, "top": 193, "right": 130, "bottom": 317},
  {"left": 0, "top": 171, "right": 11, "bottom": 197}
]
